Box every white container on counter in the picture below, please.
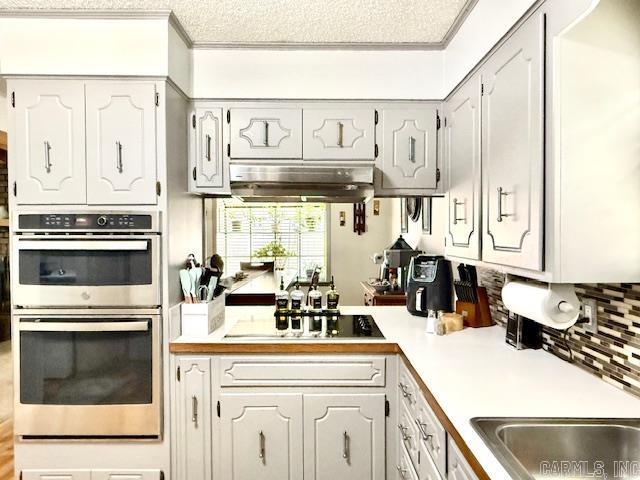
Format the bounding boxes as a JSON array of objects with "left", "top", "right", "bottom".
[{"left": 181, "top": 293, "right": 225, "bottom": 336}]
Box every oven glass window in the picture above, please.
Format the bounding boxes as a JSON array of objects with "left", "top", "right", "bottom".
[
  {"left": 20, "top": 319, "right": 153, "bottom": 405},
  {"left": 19, "top": 241, "right": 152, "bottom": 286}
]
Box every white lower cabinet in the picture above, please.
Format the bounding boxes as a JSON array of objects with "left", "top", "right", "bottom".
[
  {"left": 175, "top": 357, "right": 212, "bottom": 480},
  {"left": 219, "top": 393, "right": 304, "bottom": 480},
  {"left": 448, "top": 438, "right": 479, "bottom": 480},
  {"left": 304, "top": 394, "right": 386, "bottom": 480}
]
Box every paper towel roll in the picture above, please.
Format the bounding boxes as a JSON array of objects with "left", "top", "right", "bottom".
[{"left": 501, "top": 281, "right": 580, "bottom": 329}]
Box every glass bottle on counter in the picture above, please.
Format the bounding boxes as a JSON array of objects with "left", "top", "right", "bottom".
[
  {"left": 289, "top": 277, "right": 304, "bottom": 333},
  {"left": 326, "top": 276, "right": 340, "bottom": 332},
  {"left": 308, "top": 285, "right": 323, "bottom": 332},
  {"left": 275, "top": 277, "right": 289, "bottom": 331}
]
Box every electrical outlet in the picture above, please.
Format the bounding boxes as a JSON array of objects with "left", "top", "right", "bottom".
[{"left": 581, "top": 298, "right": 598, "bottom": 333}]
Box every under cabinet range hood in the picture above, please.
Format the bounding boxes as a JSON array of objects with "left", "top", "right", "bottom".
[{"left": 229, "top": 164, "right": 374, "bottom": 203}]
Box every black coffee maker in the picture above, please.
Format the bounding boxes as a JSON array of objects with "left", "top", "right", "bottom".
[{"left": 406, "top": 255, "right": 453, "bottom": 316}]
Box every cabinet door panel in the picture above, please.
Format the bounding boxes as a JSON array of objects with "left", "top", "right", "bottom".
[
  {"left": 175, "top": 358, "right": 211, "bottom": 480},
  {"left": 86, "top": 82, "right": 157, "bottom": 205},
  {"left": 194, "top": 108, "right": 224, "bottom": 188},
  {"left": 378, "top": 108, "right": 438, "bottom": 194},
  {"left": 12, "top": 80, "right": 86, "bottom": 204},
  {"left": 230, "top": 108, "right": 302, "bottom": 159},
  {"left": 304, "top": 394, "right": 385, "bottom": 480},
  {"left": 481, "top": 13, "right": 544, "bottom": 270},
  {"left": 444, "top": 77, "right": 481, "bottom": 260},
  {"left": 303, "top": 109, "right": 375, "bottom": 160},
  {"left": 220, "top": 393, "right": 303, "bottom": 480}
]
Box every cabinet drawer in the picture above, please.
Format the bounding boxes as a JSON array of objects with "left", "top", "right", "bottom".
[
  {"left": 92, "top": 471, "right": 162, "bottom": 480},
  {"left": 398, "top": 400, "right": 420, "bottom": 471},
  {"left": 219, "top": 355, "right": 386, "bottom": 386},
  {"left": 419, "top": 440, "right": 444, "bottom": 480},
  {"left": 22, "top": 471, "right": 91, "bottom": 480},
  {"left": 396, "top": 443, "right": 419, "bottom": 480},
  {"left": 398, "top": 362, "right": 418, "bottom": 412},
  {"left": 415, "top": 393, "right": 447, "bottom": 478},
  {"left": 448, "top": 437, "right": 479, "bottom": 480}
]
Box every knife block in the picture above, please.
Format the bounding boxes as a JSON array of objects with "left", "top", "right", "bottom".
[{"left": 455, "top": 287, "right": 494, "bottom": 328}]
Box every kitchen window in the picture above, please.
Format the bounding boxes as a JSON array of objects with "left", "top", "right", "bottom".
[{"left": 216, "top": 200, "right": 328, "bottom": 280}]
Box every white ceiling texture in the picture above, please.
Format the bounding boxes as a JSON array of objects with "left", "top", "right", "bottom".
[{"left": 0, "top": 0, "right": 474, "bottom": 46}]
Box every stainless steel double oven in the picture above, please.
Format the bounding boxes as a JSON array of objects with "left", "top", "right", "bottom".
[{"left": 13, "top": 211, "right": 162, "bottom": 437}]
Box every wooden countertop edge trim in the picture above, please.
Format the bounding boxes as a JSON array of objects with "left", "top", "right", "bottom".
[
  {"left": 168, "top": 340, "right": 490, "bottom": 479},
  {"left": 397, "top": 348, "right": 491, "bottom": 480}
]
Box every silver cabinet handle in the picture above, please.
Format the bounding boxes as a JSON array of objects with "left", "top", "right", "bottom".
[
  {"left": 398, "top": 423, "right": 411, "bottom": 441},
  {"left": 414, "top": 418, "right": 433, "bottom": 443},
  {"left": 396, "top": 465, "right": 407, "bottom": 479},
  {"left": 408, "top": 136, "right": 416, "bottom": 163},
  {"left": 205, "top": 134, "right": 212, "bottom": 161},
  {"left": 191, "top": 395, "right": 198, "bottom": 426},
  {"left": 44, "top": 141, "right": 52, "bottom": 173},
  {"left": 263, "top": 121, "right": 269, "bottom": 146},
  {"left": 497, "top": 187, "right": 511, "bottom": 222},
  {"left": 259, "top": 430, "right": 265, "bottom": 460},
  {"left": 337, "top": 121, "right": 344, "bottom": 147},
  {"left": 398, "top": 382, "right": 408, "bottom": 397},
  {"left": 116, "top": 141, "right": 123, "bottom": 173},
  {"left": 452, "top": 198, "right": 465, "bottom": 225},
  {"left": 342, "top": 430, "right": 349, "bottom": 459}
]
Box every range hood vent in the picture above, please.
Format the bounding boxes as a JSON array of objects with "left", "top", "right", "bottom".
[{"left": 230, "top": 164, "right": 374, "bottom": 203}]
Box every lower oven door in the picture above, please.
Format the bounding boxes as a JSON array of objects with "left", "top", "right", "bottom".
[
  {"left": 12, "top": 235, "right": 160, "bottom": 308},
  {"left": 14, "top": 311, "right": 161, "bottom": 437}
]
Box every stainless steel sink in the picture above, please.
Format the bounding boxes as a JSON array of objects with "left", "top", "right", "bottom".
[{"left": 471, "top": 418, "right": 640, "bottom": 479}]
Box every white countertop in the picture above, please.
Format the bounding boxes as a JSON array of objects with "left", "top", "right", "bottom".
[{"left": 173, "top": 305, "right": 640, "bottom": 479}]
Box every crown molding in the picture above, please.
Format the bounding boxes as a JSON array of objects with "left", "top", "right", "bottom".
[
  {"left": 0, "top": 8, "right": 172, "bottom": 19},
  {"left": 190, "top": 41, "right": 444, "bottom": 51}
]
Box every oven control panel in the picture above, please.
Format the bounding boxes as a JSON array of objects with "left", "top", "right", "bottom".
[{"left": 18, "top": 213, "right": 154, "bottom": 231}]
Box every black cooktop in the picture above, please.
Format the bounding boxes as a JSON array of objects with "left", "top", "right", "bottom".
[{"left": 224, "top": 313, "right": 385, "bottom": 340}]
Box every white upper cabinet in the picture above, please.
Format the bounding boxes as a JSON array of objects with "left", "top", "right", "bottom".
[
  {"left": 229, "top": 108, "right": 302, "bottom": 159},
  {"left": 480, "top": 12, "right": 544, "bottom": 271},
  {"left": 189, "top": 106, "right": 229, "bottom": 193},
  {"left": 303, "top": 109, "right": 375, "bottom": 160},
  {"left": 376, "top": 107, "right": 439, "bottom": 195},
  {"left": 303, "top": 394, "right": 386, "bottom": 480},
  {"left": 12, "top": 80, "right": 87, "bottom": 205},
  {"left": 444, "top": 77, "right": 481, "bottom": 261},
  {"left": 175, "top": 357, "right": 212, "bottom": 480},
  {"left": 220, "top": 393, "right": 303, "bottom": 480},
  {"left": 85, "top": 81, "right": 157, "bottom": 205}
]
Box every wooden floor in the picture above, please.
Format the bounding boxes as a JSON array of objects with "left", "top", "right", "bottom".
[{"left": 0, "top": 416, "right": 13, "bottom": 480}]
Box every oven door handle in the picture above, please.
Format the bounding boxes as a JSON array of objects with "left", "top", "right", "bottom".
[
  {"left": 19, "top": 321, "right": 150, "bottom": 332},
  {"left": 18, "top": 240, "right": 149, "bottom": 251}
]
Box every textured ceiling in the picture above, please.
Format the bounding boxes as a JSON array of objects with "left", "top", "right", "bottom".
[{"left": 0, "top": 0, "right": 472, "bottom": 45}]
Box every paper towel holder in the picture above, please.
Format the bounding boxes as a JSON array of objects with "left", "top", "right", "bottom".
[{"left": 502, "top": 275, "right": 580, "bottom": 329}]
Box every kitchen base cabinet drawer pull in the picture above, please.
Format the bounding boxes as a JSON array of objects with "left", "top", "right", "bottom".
[
  {"left": 259, "top": 430, "right": 265, "bottom": 460},
  {"left": 398, "top": 423, "right": 411, "bottom": 441},
  {"left": 397, "top": 465, "right": 407, "bottom": 479},
  {"left": 415, "top": 418, "right": 432, "bottom": 442},
  {"left": 342, "top": 430, "right": 349, "bottom": 460},
  {"left": 191, "top": 395, "right": 198, "bottom": 426}
]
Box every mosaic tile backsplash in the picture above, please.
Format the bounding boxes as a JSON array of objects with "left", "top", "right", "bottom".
[{"left": 480, "top": 269, "right": 640, "bottom": 399}]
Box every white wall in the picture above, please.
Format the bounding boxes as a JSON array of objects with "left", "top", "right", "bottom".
[
  {"left": 0, "top": 79, "right": 6, "bottom": 132},
  {"left": 192, "top": 48, "right": 444, "bottom": 99},
  {"left": 391, "top": 197, "right": 446, "bottom": 255},
  {"left": 329, "top": 199, "right": 396, "bottom": 305}
]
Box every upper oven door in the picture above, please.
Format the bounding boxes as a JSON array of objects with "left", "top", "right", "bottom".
[{"left": 13, "top": 235, "right": 160, "bottom": 308}]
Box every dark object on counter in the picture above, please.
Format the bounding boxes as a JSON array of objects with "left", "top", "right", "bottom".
[
  {"left": 454, "top": 263, "right": 494, "bottom": 328},
  {"left": 506, "top": 311, "right": 542, "bottom": 349},
  {"left": 353, "top": 202, "right": 366, "bottom": 235},
  {"left": 381, "top": 235, "right": 420, "bottom": 292},
  {"left": 406, "top": 255, "right": 453, "bottom": 316}
]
